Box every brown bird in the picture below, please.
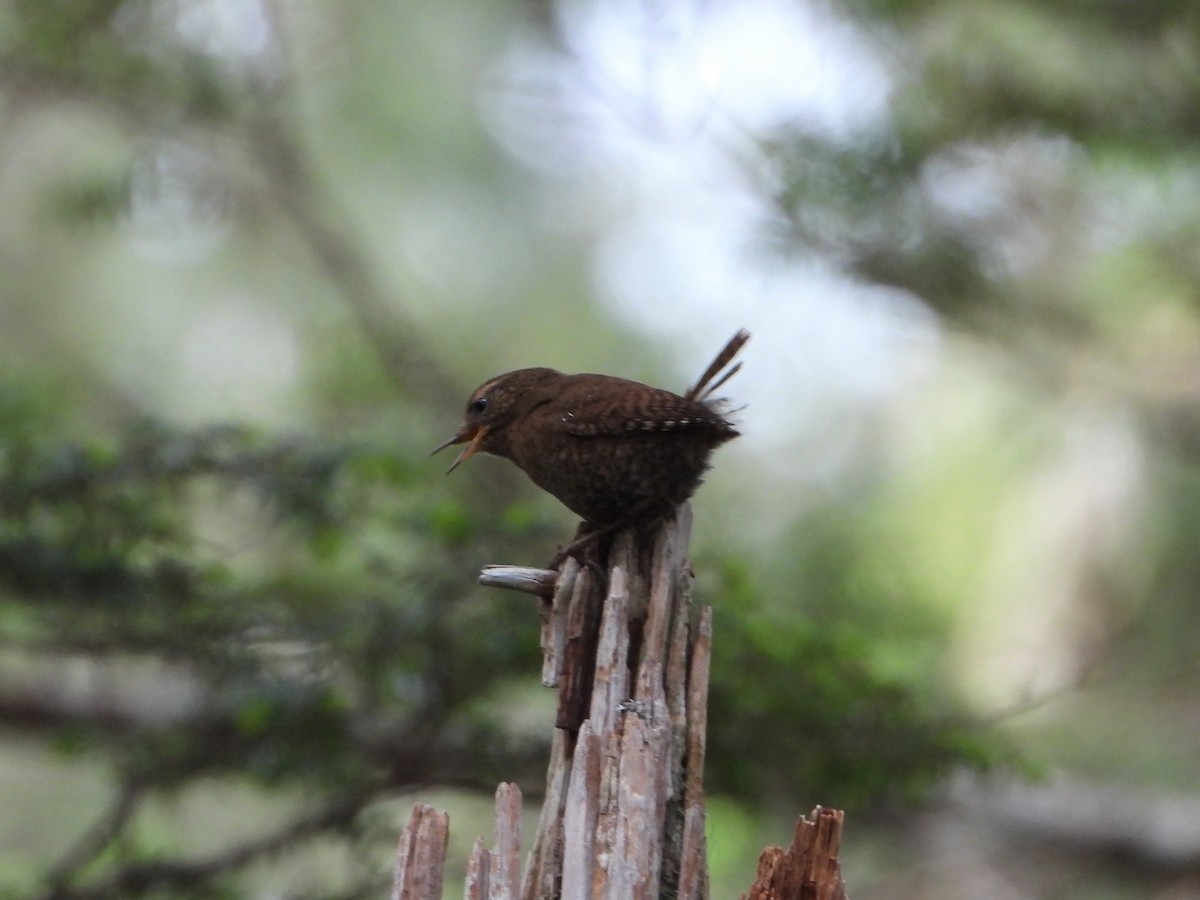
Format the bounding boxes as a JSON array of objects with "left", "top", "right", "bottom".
[{"left": 433, "top": 330, "right": 748, "bottom": 541}]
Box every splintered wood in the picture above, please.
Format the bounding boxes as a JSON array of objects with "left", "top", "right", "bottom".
[
  {"left": 391, "top": 804, "right": 449, "bottom": 900},
  {"left": 519, "top": 506, "right": 710, "bottom": 899},
  {"left": 741, "top": 807, "right": 848, "bottom": 900},
  {"left": 460, "top": 783, "right": 523, "bottom": 899},
  {"left": 392, "top": 504, "right": 848, "bottom": 899}
]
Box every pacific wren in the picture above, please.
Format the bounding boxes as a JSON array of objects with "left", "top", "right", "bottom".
[{"left": 433, "top": 330, "right": 748, "bottom": 530}]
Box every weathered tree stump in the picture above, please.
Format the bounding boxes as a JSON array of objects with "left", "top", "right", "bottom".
[
  {"left": 391, "top": 504, "right": 847, "bottom": 899},
  {"left": 511, "top": 505, "right": 709, "bottom": 898}
]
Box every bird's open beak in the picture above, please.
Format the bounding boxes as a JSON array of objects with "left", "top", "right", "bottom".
[{"left": 431, "top": 425, "right": 488, "bottom": 474}]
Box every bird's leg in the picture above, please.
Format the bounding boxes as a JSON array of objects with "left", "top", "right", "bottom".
[
  {"left": 547, "top": 518, "right": 629, "bottom": 573},
  {"left": 546, "top": 507, "right": 668, "bottom": 573}
]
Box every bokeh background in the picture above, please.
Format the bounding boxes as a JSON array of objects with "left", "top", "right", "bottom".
[{"left": 2, "top": 1, "right": 1199, "bottom": 898}]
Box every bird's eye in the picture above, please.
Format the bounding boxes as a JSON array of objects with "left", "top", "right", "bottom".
[{"left": 470, "top": 397, "right": 488, "bottom": 414}]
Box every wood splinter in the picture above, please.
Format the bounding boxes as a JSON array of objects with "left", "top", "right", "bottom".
[{"left": 478, "top": 564, "right": 559, "bottom": 597}]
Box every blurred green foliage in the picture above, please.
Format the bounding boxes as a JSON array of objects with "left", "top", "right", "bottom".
[
  {"left": 708, "top": 554, "right": 1000, "bottom": 810},
  {"left": 0, "top": 373, "right": 553, "bottom": 896}
]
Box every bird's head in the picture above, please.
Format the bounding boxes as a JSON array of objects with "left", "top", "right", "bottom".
[{"left": 432, "top": 367, "right": 562, "bottom": 472}]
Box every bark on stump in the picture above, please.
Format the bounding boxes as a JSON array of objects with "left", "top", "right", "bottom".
[{"left": 391, "top": 504, "right": 847, "bottom": 899}]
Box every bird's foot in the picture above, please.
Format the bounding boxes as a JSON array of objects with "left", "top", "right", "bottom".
[
  {"left": 546, "top": 518, "right": 628, "bottom": 576},
  {"left": 546, "top": 530, "right": 602, "bottom": 575}
]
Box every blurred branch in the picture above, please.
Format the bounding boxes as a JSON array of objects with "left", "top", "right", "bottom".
[
  {"left": 45, "top": 779, "right": 144, "bottom": 891},
  {"left": 0, "top": 1, "right": 464, "bottom": 412},
  {"left": 39, "top": 786, "right": 379, "bottom": 900},
  {"left": 0, "top": 666, "right": 548, "bottom": 781},
  {"left": 248, "top": 3, "right": 461, "bottom": 408},
  {"left": 250, "top": 108, "right": 460, "bottom": 406}
]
